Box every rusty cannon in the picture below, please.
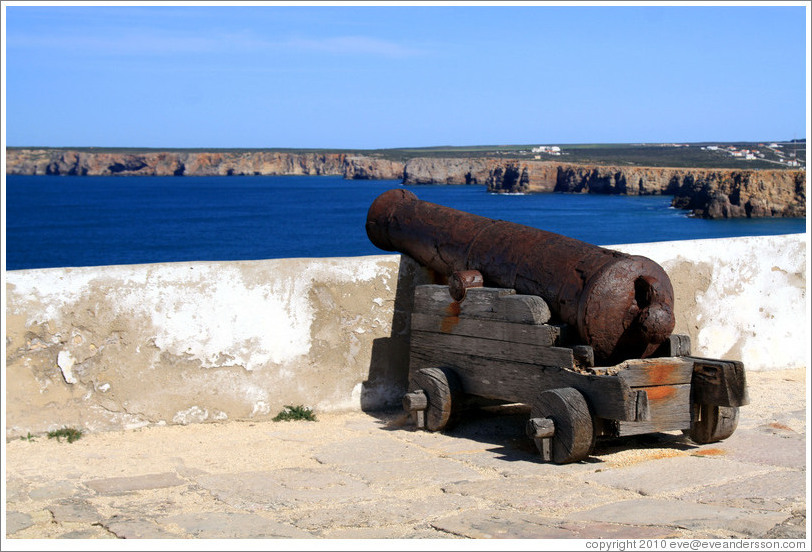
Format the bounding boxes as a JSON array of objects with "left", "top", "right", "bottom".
[
  {"left": 366, "top": 187, "right": 675, "bottom": 363},
  {"left": 366, "top": 189, "right": 748, "bottom": 464}
]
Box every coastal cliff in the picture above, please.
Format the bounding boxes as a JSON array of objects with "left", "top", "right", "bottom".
[
  {"left": 6, "top": 148, "right": 805, "bottom": 219},
  {"left": 5, "top": 148, "right": 407, "bottom": 181},
  {"left": 668, "top": 169, "right": 805, "bottom": 218},
  {"left": 402, "top": 157, "right": 494, "bottom": 185},
  {"left": 485, "top": 160, "right": 805, "bottom": 219},
  {"left": 5, "top": 149, "right": 353, "bottom": 177},
  {"left": 342, "top": 155, "right": 404, "bottom": 180}
]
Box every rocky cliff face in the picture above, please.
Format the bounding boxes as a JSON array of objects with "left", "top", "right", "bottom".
[
  {"left": 4, "top": 149, "right": 357, "bottom": 177},
  {"left": 668, "top": 168, "right": 806, "bottom": 218},
  {"left": 400, "top": 157, "right": 560, "bottom": 192},
  {"left": 485, "top": 161, "right": 559, "bottom": 193},
  {"left": 484, "top": 159, "right": 806, "bottom": 219},
  {"left": 6, "top": 148, "right": 410, "bottom": 181},
  {"left": 183, "top": 151, "right": 350, "bottom": 176},
  {"left": 402, "top": 157, "right": 495, "bottom": 185},
  {"left": 342, "top": 156, "right": 404, "bottom": 180},
  {"left": 7, "top": 149, "right": 805, "bottom": 219}
]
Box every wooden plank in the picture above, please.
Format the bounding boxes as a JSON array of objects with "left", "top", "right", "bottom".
[
  {"left": 653, "top": 334, "right": 692, "bottom": 357},
  {"left": 412, "top": 285, "right": 551, "bottom": 325},
  {"left": 408, "top": 344, "right": 634, "bottom": 421},
  {"left": 614, "top": 357, "right": 695, "bottom": 388},
  {"left": 687, "top": 357, "right": 749, "bottom": 407},
  {"left": 410, "top": 312, "right": 561, "bottom": 347},
  {"left": 495, "top": 295, "right": 551, "bottom": 324},
  {"left": 527, "top": 417, "right": 555, "bottom": 438},
  {"left": 572, "top": 345, "right": 595, "bottom": 368},
  {"left": 412, "top": 284, "right": 456, "bottom": 314},
  {"left": 410, "top": 329, "right": 574, "bottom": 369},
  {"left": 413, "top": 285, "right": 512, "bottom": 317},
  {"left": 634, "top": 389, "right": 650, "bottom": 422},
  {"left": 615, "top": 383, "right": 692, "bottom": 436}
]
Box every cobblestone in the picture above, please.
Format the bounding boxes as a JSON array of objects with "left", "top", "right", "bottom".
[
  {"left": 84, "top": 472, "right": 187, "bottom": 495},
  {"left": 583, "top": 454, "right": 774, "bottom": 496}
]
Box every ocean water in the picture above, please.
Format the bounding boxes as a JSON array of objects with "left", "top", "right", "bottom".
[{"left": 4, "top": 174, "right": 807, "bottom": 270}]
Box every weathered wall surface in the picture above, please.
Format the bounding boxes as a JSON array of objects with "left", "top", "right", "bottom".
[
  {"left": 4, "top": 234, "right": 807, "bottom": 438},
  {"left": 611, "top": 234, "right": 807, "bottom": 370},
  {"left": 4, "top": 256, "right": 434, "bottom": 438}
]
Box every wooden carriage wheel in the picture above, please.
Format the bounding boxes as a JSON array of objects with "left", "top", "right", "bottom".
[
  {"left": 411, "top": 367, "right": 462, "bottom": 432},
  {"left": 530, "top": 387, "right": 595, "bottom": 464},
  {"left": 688, "top": 404, "right": 739, "bottom": 444}
]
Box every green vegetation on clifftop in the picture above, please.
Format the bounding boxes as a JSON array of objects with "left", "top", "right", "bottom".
[{"left": 7, "top": 141, "right": 805, "bottom": 169}]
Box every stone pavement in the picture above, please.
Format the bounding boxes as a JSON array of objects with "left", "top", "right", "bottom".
[{"left": 3, "top": 368, "right": 808, "bottom": 542}]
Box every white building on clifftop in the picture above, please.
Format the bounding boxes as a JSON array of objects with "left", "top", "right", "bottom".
[{"left": 531, "top": 145, "right": 561, "bottom": 155}]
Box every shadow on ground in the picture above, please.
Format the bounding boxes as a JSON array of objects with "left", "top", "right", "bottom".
[{"left": 365, "top": 403, "right": 701, "bottom": 466}]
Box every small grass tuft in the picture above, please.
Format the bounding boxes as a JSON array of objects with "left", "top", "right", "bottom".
[
  {"left": 272, "top": 405, "right": 317, "bottom": 422},
  {"left": 20, "top": 432, "right": 38, "bottom": 442},
  {"left": 47, "top": 427, "right": 84, "bottom": 443}
]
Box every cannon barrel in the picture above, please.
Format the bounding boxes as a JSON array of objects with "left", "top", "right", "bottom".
[{"left": 366, "top": 188, "right": 675, "bottom": 363}]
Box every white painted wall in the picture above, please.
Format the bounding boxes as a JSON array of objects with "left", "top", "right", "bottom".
[
  {"left": 612, "top": 234, "right": 808, "bottom": 371},
  {"left": 5, "top": 255, "right": 431, "bottom": 437},
  {"left": 4, "top": 234, "right": 808, "bottom": 437}
]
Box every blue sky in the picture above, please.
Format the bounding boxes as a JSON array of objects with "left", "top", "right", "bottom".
[{"left": 2, "top": 2, "right": 809, "bottom": 149}]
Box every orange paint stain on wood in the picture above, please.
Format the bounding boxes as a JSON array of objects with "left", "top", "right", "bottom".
[
  {"left": 644, "top": 385, "right": 677, "bottom": 401},
  {"left": 440, "top": 302, "right": 461, "bottom": 333},
  {"left": 646, "top": 361, "right": 679, "bottom": 386}
]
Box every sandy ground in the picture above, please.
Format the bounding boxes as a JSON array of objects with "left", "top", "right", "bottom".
[
  {"left": 3, "top": 368, "right": 808, "bottom": 542},
  {"left": 6, "top": 368, "right": 805, "bottom": 471}
]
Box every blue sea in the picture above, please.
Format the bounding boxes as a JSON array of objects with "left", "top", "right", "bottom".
[{"left": 4, "top": 174, "right": 807, "bottom": 271}]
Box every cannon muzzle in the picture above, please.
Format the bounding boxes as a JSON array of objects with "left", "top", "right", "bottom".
[{"left": 366, "top": 188, "right": 675, "bottom": 363}]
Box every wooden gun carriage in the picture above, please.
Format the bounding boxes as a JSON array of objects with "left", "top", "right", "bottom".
[
  {"left": 366, "top": 189, "right": 748, "bottom": 464},
  {"left": 402, "top": 283, "right": 747, "bottom": 464}
]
